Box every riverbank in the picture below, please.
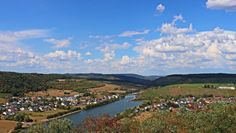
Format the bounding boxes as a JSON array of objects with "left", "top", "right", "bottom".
[
  {"left": 62, "top": 94, "right": 142, "bottom": 125},
  {"left": 11, "top": 94, "right": 142, "bottom": 133},
  {"left": 15, "top": 96, "right": 127, "bottom": 132}
]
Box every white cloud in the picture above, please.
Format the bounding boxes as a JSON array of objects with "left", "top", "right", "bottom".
[
  {"left": 0, "top": 29, "right": 48, "bottom": 42},
  {"left": 156, "top": 4, "right": 165, "bottom": 13},
  {"left": 0, "top": 29, "right": 48, "bottom": 69},
  {"left": 120, "top": 55, "right": 131, "bottom": 65},
  {"left": 85, "top": 52, "right": 92, "bottom": 56},
  {"left": 89, "top": 35, "right": 114, "bottom": 43},
  {"left": 159, "top": 15, "right": 192, "bottom": 35},
  {"left": 97, "top": 42, "right": 131, "bottom": 53},
  {"left": 119, "top": 29, "right": 150, "bottom": 37},
  {"left": 206, "top": 0, "right": 236, "bottom": 11},
  {"left": 103, "top": 51, "right": 115, "bottom": 61},
  {"left": 160, "top": 23, "right": 193, "bottom": 35},
  {"left": 44, "top": 38, "right": 71, "bottom": 48},
  {"left": 134, "top": 26, "right": 236, "bottom": 72},
  {"left": 89, "top": 35, "right": 113, "bottom": 40},
  {"left": 0, "top": 56, "right": 8, "bottom": 61},
  {"left": 173, "top": 14, "right": 185, "bottom": 23},
  {"left": 45, "top": 50, "right": 81, "bottom": 61}
]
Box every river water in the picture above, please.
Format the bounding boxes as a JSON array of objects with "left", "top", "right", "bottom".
[{"left": 62, "top": 94, "right": 142, "bottom": 126}]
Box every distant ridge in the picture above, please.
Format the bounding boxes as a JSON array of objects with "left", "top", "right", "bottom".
[
  {"left": 65, "top": 73, "right": 161, "bottom": 86},
  {"left": 150, "top": 73, "right": 236, "bottom": 87}
]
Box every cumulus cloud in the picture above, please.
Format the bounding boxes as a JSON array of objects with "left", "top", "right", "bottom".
[
  {"left": 44, "top": 38, "right": 71, "bottom": 48},
  {"left": 97, "top": 42, "right": 130, "bottom": 61},
  {"left": 159, "top": 14, "right": 192, "bottom": 35},
  {"left": 0, "top": 46, "right": 40, "bottom": 68},
  {"left": 119, "top": 55, "right": 131, "bottom": 65},
  {"left": 119, "top": 29, "right": 150, "bottom": 37},
  {"left": 133, "top": 26, "right": 236, "bottom": 73},
  {"left": 45, "top": 50, "right": 81, "bottom": 61},
  {"left": 206, "top": 0, "right": 236, "bottom": 11},
  {"left": 156, "top": 4, "right": 165, "bottom": 13},
  {"left": 0, "top": 29, "right": 49, "bottom": 70},
  {"left": 81, "top": 42, "right": 132, "bottom": 72}
]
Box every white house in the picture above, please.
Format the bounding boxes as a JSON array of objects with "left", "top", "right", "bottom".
[{"left": 218, "top": 87, "right": 235, "bottom": 90}]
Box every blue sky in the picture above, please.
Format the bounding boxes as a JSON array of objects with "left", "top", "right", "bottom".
[{"left": 0, "top": 0, "right": 236, "bottom": 75}]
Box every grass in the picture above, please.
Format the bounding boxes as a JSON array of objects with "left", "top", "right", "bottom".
[
  {"left": 0, "top": 93, "right": 11, "bottom": 98},
  {"left": 26, "top": 89, "right": 80, "bottom": 97},
  {"left": 0, "top": 98, "right": 7, "bottom": 104},
  {"left": 89, "top": 84, "right": 125, "bottom": 94},
  {"left": 23, "top": 109, "right": 67, "bottom": 122},
  {"left": 140, "top": 83, "right": 236, "bottom": 100},
  {"left": 164, "top": 83, "right": 235, "bottom": 89}
]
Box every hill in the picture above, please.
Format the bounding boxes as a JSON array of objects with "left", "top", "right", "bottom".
[
  {"left": 0, "top": 72, "right": 157, "bottom": 96},
  {"left": 150, "top": 73, "right": 236, "bottom": 87},
  {"left": 0, "top": 71, "right": 66, "bottom": 96},
  {"left": 65, "top": 73, "right": 156, "bottom": 86}
]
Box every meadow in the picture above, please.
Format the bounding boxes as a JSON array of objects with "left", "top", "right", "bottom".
[
  {"left": 23, "top": 109, "right": 67, "bottom": 122},
  {"left": 140, "top": 83, "right": 236, "bottom": 101}
]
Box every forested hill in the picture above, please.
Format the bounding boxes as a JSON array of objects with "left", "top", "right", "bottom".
[
  {"left": 0, "top": 72, "right": 66, "bottom": 96},
  {"left": 0, "top": 72, "right": 158, "bottom": 96},
  {"left": 150, "top": 73, "right": 236, "bottom": 87}
]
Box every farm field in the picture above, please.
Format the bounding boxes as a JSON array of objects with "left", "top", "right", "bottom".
[
  {"left": 89, "top": 84, "right": 126, "bottom": 94},
  {"left": 23, "top": 109, "right": 67, "bottom": 122},
  {"left": 26, "top": 89, "right": 80, "bottom": 97},
  {"left": 48, "top": 79, "right": 105, "bottom": 92},
  {"left": 140, "top": 83, "right": 236, "bottom": 100},
  {"left": 0, "top": 120, "right": 16, "bottom": 133}
]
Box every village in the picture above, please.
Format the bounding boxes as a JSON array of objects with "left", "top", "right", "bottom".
[
  {"left": 0, "top": 92, "right": 120, "bottom": 119},
  {"left": 134, "top": 96, "right": 236, "bottom": 113}
]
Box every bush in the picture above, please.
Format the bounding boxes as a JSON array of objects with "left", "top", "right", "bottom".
[
  {"left": 14, "top": 113, "right": 33, "bottom": 122},
  {"left": 64, "top": 92, "right": 70, "bottom": 95}
]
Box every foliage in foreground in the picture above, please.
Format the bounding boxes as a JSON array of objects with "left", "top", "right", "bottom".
[
  {"left": 77, "top": 103, "right": 236, "bottom": 133},
  {"left": 19, "top": 103, "right": 236, "bottom": 133},
  {"left": 23, "top": 119, "right": 73, "bottom": 133}
]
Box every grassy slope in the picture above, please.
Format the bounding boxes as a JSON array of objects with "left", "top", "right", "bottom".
[
  {"left": 151, "top": 73, "right": 236, "bottom": 87},
  {"left": 140, "top": 83, "right": 236, "bottom": 100}
]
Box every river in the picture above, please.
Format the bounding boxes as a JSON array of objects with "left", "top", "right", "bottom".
[{"left": 61, "top": 94, "right": 142, "bottom": 126}]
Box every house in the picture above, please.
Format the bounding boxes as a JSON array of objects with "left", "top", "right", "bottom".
[{"left": 218, "top": 87, "right": 235, "bottom": 90}]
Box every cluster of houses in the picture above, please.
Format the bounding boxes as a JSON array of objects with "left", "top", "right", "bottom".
[
  {"left": 135, "top": 96, "right": 236, "bottom": 113},
  {"left": 0, "top": 94, "right": 120, "bottom": 118}
]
